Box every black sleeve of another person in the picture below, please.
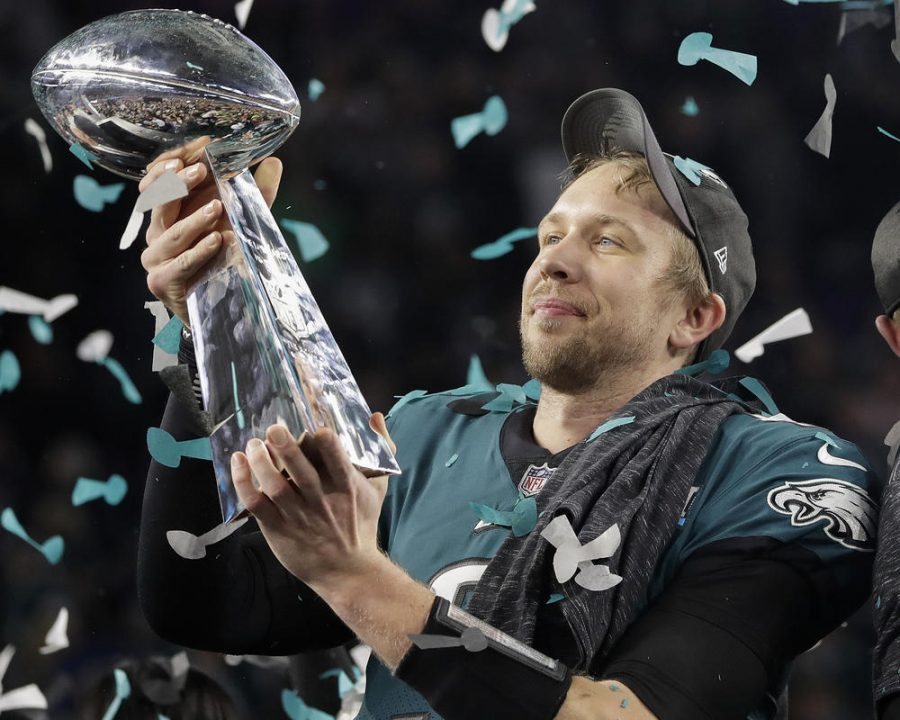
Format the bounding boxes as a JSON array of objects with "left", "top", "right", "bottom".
[
  {"left": 600, "top": 537, "right": 869, "bottom": 720},
  {"left": 137, "top": 392, "right": 354, "bottom": 654}
]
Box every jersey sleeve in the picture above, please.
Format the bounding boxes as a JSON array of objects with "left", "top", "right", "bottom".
[
  {"left": 614, "top": 417, "right": 880, "bottom": 719},
  {"left": 137, "top": 392, "right": 354, "bottom": 654}
]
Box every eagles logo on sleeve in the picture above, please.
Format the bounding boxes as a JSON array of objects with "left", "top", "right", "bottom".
[{"left": 767, "top": 478, "right": 878, "bottom": 551}]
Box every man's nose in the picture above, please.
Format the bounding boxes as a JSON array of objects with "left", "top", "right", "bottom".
[{"left": 538, "top": 237, "right": 583, "bottom": 283}]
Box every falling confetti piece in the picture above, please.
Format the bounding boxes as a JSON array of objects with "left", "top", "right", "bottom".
[
  {"left": 101, "top": 357, "right": 143, "bottom": 404},
  {"left": 677, "top": 32, "right": 757, "bottom": 85},
  {"left": 0, "top": 351, "right": 21, "bottom": 394},
  {"left": 77, "top": 330, "right": 113, "bottom": 362},
  {"left": 24, "top": 118, "right": 52, "bottom": 173},
  {"left": 735, "top": 309, "right": 813, "bottom": 363},
  {"left": 234, "top": 0, "right": 254, "bottom": 29},
  {"left": 621, "top": 698, "right": 630, "bottom": 708},
  {"left": 680, "top": 96, "right": 699, "bottom": 117},
  {"left": 673, "top": 156, "right": 715, "bottom": 186},
  {"left": 166, "top": 517, "right": 249, "bottom": 560},
  {"left": 231, "top": 361, "right": 246, "bottom": 430},
  {"left": 0, "top": 683, "right": 48, "bottom": 713},
  {"left": 100, "top": 668, "right": 131, "bottom": 720},
  {"left": 134, "top": 170, "right": 189, "bottom": 214},
  {"left": 186, "top": 61, "right": 204, "bottom": 71},
  {"left": 73, "top": 175, "right": 125, "bottom": 212},
  {"left": 878, "top": 126, "right": 900, "bottom": 143},
  {"left": 72, "top": 474, "right": 128, "bottom": 507},
  {"left": 0, "top": 287, "right": 78, "bottom": 321},
  {"left": 445, "top": 453, "right": 459, "bottom": 467},
  {"left": 280, "top": 219, "right": 331, "bottom": 262},
  {"left": 28, "top": 315, "right": 53, "bottom": 344},
  {"left": 148, "top": 427, "right": 213, "bottom": 468},
  {"left": 546, "top": 593, "right": 565, "bottom": 604},
  {"left": 1, "top": 508, "right": 64, "bottom": 564},
  {"left": 308, "top": 78, "right": 326, "bottom": 101},
  {"left": 69, "top": 142, "right": 97, "bottom": 169},
  {"left": 481, "top": 0, "right": 537, "bottom": 51},
  {"left": 281, "top": 688, "right": 336, "bottom": 720},
  {"left": 586, "top": 416, "right": 636, "bottom": 443},
  {"left": 466, "top": 355, "right": 493, "bottom": 390},
  {"left": 471, "top": 226, "right": 537, "bottom": 260},
  {"left": 39, "top": 607, "right": 69, "bottom": 655},
  {"left": 451, "top": 96, "right": 508, "bottom": 149},
  {"left": 804, "top": 74, "right": 836, "bottom": 158}
]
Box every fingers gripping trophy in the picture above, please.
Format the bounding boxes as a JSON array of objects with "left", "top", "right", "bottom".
[{"left": 32, "top": 9, "right": 400, "bottom": 521}]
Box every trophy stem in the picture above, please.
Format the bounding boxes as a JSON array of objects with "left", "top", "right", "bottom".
[{"left": 183, "top": 149, "right": 400, "bottom": 522}]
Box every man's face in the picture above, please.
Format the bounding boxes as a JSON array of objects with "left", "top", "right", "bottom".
[{"left": 520, "top": 161, "right": 686, "bottom": 393}]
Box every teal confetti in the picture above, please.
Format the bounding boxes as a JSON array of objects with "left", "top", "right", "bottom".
[
  {"left": 681, "top": 96, "right": 699, "bottom": 117},
  {"left": 387, "top": 389, "right": 428, "bottom": 417},
  {"left": 878, "top": 126, "right": 900, "bottom": 143},
  {"left": 69, "top": 142, "right": 97, "bottom": 169},
  {"left": 673, "top": 156, "right": 715, "bottom": 186},
  {"left": 0, "top": 350, "right": 21, "bottom": 393},
  {"left": 1, "top": 507, "right": 64, "bottom": 564},
  {"left": 621, "top": 698, "right": 630, "bottom": 709},
  {"left": 159, "top": 715, "right": 171, "bottom": 720},
  {"left": 522, "top": 378, "right": 541, "bottom": 400},
  {"left": 445, "top": 453, "right": 459, "bottom": 467},
  {"left": 186, "top": 61, "right": 204, "bottom": 70},
  {"left": 101, "top": 357, "right": 142, "bottom": 404},
  {"left": 546, "top": 593, "right": 565, "bottom": 604},
  {"left": 609, "top": 683, "right": 620, "bottom": 692},
  {"left": 677, "top": 32, "right": 757, "bottom": 86},
  {"left": 28, "top": 315, "right": 53, "bottom": 344},
  {"left": 308, "top": 78, "right": 326, "bottom": 101},
  {"left": 451, "top": 96, "right": 508, "bottom": 149},
  {"left": 101, "top": 668, "right": 131, "bottom": 720},
  {"left": 676, "top": 348, "right": 730, "bottom": 376},
  {"left": 481, "top": 393, "right": 515, "bottom": 412},
  {"left": 877, "top": 595, "right": 882, "bottom": 609},
  {"left": 152, "top": 315, "right": 183, "bottom": 354},
  {"left": 469, "top": 495, "right": 537, "bottom": 537},
  {"left": 281, "top": 689, "right": 335, "bottom": 720},
  {"left": 496, "top": 382, "right": 527, "bottom": 405},
  {"left": 147, "top": 427, "right": 213, "bottom": 468},
  {"left": 814, "top": 430, "right": 839, "bottom": 448},
  {"left": 231, "top": 361, "right": 246, "bottom": 430},
  {"left": 471, "top": 226, "right": 537, "bottom": 260},
  {"left": 586, "top": 416, "right": 636, "bottom": 443},
  {"left": 802, "top": 462, "right": 809, "bottom": 468},
  {"left": 72, "top": 474, "right": 128, "bottom": 507},
  {"left": 318, "top": 669, "right": 353, "bottom": 697},
  {"left": 739, "top": 377, "right": 779, "bottom": 416},
  {"left": 73, "top": 175, "right": 125, "bottom": 212},
  {"left": 466, "top": 355, "right": 493, "bottom": 390},
  {"left": 280, "top": 219, "right": 330, "bottom": 262}
]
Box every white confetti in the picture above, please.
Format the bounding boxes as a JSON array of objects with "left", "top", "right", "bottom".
[
  {"left": 24, "top": 119, "right": 52, "bottom": 173},
  {"left": 166, "top": 516, "right": 249, "bottom": 560},
  {"left": 39, "top": 607, "right": 69, "bottom": 655},
  {"left": 144, "top": 301, "right": 179, "bottom": 372},
  {"left": 235, "top": 0, "right": 254, "bottom": 29},
  {"left": 76, "top": 330, "right": 114, "bottom": 362},
  {"left": 541, "top": 515, "right": 621, "bottom": 590},
  {"left": 734, "top": 308, "right": 813, "bottom": 363},
  {"left": 0, "top": 287, "right": 77, "bottom": 322}
]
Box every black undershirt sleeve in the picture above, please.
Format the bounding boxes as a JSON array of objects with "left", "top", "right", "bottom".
[
  {"left": 137, "top": 391, "right": 354, "bottom": 654},
  {"left": 600, "top": 537, "right": 869, "bottom": 720}
]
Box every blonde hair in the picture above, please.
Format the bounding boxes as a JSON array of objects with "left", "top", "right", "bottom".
[{"left": 562, "top": 151, "right": 710, "bottom": 306}]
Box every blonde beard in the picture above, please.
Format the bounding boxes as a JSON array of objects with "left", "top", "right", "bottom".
[{"left": 519, "top": 313, "right": 656, "bottom": 394}]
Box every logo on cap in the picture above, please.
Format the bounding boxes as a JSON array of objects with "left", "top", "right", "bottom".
[{"left": 714, "top": 246, "right": 728, "bottom": 274}]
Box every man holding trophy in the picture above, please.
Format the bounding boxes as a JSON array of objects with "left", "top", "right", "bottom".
[
  {"left": 137, "top": 92, "right": 878, "bottom": 720},
  {"left": 30, "top": 9, "right": 877, "bottom": 720}
]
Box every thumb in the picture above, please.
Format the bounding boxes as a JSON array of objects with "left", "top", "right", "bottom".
[
  {"left": 254, "top": 156, "right": 283, "bottom": 209},
  {"left": 369, "top": 412, "right": 396, "bottom": 454}
]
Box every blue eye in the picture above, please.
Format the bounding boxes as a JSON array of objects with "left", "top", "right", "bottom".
[{"left": 595, "top": 236, "right": 619, "bottom": 248}]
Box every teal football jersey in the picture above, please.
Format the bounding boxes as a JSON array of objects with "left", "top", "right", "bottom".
[{"left": 356, "top": 391, "right": 878, "bottom": 720}]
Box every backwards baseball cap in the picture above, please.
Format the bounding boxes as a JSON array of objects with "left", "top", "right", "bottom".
[
  {"left": 560, "top": 88, "right": 756, "bottom": 361},
  {"left": 872, "top": 199, "right": 900, "bottom": 315}
]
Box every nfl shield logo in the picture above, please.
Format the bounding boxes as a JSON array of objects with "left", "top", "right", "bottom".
[{"left": 519, "top": 463, "right": 555, "bottom": 497}]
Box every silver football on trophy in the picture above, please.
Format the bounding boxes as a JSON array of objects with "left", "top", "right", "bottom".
[{"left": 31, "top": 9, "right": 300, "bottom": 179}]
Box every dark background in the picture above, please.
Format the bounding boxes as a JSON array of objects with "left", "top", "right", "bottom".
[{"left": 1, "top": 0, "right": 899, "bottom": 717}]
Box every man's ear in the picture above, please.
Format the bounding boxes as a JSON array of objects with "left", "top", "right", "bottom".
[
  {"left": 669, "top": 293, "right": 727, "bottom": 352},
  {"left": 876, "top": 314, "right": 900, "bottom": 358}
]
